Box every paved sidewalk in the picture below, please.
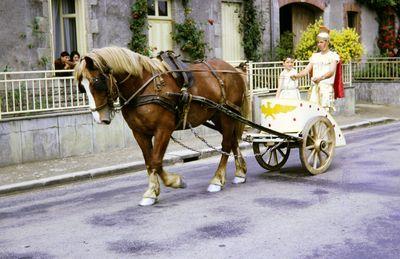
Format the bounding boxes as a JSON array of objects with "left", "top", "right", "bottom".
[{"left": 0, "top": 103, "right": 399, "bottom": 195}]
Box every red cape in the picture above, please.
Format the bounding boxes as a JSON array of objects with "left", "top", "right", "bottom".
[{"left": 334, "top": 61, "right": 345, "bottom": 99}]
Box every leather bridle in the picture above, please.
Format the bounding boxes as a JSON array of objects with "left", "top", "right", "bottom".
[{"left": 87, "top": 73, "right": 117, "bottom": 112}]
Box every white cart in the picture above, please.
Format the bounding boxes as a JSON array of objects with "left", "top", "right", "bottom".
[{"left": 243, "top": 98, "right": 346, "bottom": 174}]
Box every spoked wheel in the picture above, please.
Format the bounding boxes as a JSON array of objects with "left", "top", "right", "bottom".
[
  {"left": 253, "top": 141, "right": 291, "bottom": 171},
  {"left": 300, "top": 116, "right": 336, "bottom": 175}
]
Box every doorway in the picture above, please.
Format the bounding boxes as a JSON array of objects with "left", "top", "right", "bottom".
[
  {"left": 221, "top": 2, "right": 244, "bottom": 61},
  {"left": 279, "top": 3, "right": 322, "bottom": 47}
]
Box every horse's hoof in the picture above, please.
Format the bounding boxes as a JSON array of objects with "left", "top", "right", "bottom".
[
  {"left": 179, "top": 179, "right": 187, "bottom": 189},
  {"left": 139, "top": 197, "right": 157, "bottom": 206},
  {"left": 232, "top": 176, "right": 246, "bottom": 184},
  {"left": 207, "top": 184, "right": 222, "bottom": 192}
]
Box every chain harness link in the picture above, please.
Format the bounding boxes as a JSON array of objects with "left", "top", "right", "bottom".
[
  {"left": 170, "top": 123, "right": 238, "bottom": 157},
  {"left": 170, "top": 123, "right": 292, "bottom": 160}
]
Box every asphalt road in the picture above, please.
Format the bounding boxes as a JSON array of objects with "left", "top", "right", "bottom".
[{"left": 1, "top": 123, "right": 400, "bottom": 259}]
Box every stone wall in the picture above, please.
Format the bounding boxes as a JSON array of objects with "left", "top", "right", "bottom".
[
  {"left": 0, "top": 111, "right": 218, "bottom": 167},
  {"left": 0, "top": 0, "right": 380, "bottom": 71},
  {"left": 0, "top": 0, "right": 52, "bottom": 71},
  {"left": 354, "top": 81, "right": 400, "bottom": 105},
  {"left": 90, "top": 0, "right": 133, "bottom": 49}
]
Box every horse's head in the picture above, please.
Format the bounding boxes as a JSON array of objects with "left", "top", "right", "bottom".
[
  {"left": 74, "top": 46, "right": 167, "bottom": 124},
  {"left": 75, "top": 56, "right": 116, "bottom": 124}
]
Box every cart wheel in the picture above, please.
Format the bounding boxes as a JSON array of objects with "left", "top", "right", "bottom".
[
  {"left": 300, "top": 116, "right": 336, "bottom": 175},
  {"left": 253, "top": 142, "right": 290, "bottom": 171}
]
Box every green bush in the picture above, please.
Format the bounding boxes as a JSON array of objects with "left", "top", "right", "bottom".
[
  {"left": 172, "top": 17, "right": 208, "bottom": 61},
  {"left": 294, "top": 18, "right": 364, "bottom": 63},
  {"left": 239, "top": 0, "right": 263, "bottom": 61},
  {"left": 172, "top": 1, "right": 208, "bottom": 61},
  {"left": 128, "top": 0, "right": 151, "bottom": 56},
  {"left": 356, "top": 0, "right": 397, "bottom": 9},
  {"left": 294, "top": 19, "right": 321, "bottom": 61},
  {"left": 274, "top": 31, "right": 294, "bottom": 61}
]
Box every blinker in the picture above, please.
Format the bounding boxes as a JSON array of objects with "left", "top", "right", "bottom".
[
  {"left": 92, "top": 74, "right": 108, "bottom": 92},
  {"left": 78, "top": 82, "right": 86, "bottom": 94}
]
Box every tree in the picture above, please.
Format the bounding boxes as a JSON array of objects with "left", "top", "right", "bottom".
[
  {"left": 239, "top": 0, "right": 263, "bottom": 61},
  {"left": 356, "top": 0, "right": 399, "bottom": 56}
]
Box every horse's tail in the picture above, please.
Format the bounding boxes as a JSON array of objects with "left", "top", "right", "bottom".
[{"left": 235, "top": 81, "right": 250, "bottom": 140}]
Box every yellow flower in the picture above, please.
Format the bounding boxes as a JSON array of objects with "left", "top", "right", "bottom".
[{"left": 295, "top": 20, "right": 363, "bottom": 63}]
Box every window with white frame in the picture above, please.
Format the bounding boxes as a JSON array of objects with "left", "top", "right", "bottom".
[{"left": 51, "top": 0, "right": 86, "bottom": 61}]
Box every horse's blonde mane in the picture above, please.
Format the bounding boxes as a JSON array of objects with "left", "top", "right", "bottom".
[{"left": 74, "top": 46, "right": 165, "bottom": 80}]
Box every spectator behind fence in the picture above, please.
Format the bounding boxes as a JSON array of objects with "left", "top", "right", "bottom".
[
  {"left": 70, "top": 51, "right": 81, "bottom": 68},
  {"left": 54, "top": 51, "right": 74, "bottom": 76}
]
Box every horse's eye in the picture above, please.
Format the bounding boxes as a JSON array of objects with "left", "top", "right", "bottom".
[{"left": 92, "top": 75, "right": 108, "bottom": 91}]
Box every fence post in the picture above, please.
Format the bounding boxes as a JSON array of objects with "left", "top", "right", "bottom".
[
  {"left": 248, "top": 61, "right": 253, "bottom": 121},
  {"left": 0, "top": 74, "right": 2, "bottom": 120},
  {"left": 349, "top": 60, "right": 352, "bottom": 88}
]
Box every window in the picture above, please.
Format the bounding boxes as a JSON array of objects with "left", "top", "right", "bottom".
[
  {"left": 147, "top": 0, "right": 170, "bottom": 18},
  {"left": 347, "top": 11, "right": 358, "bottom": 29},
  {"left": 50, "top": 0, "right": 86, "bottom": 63},
  {"left": 344, "top": 4, "right": 361, "bottom": 37}
]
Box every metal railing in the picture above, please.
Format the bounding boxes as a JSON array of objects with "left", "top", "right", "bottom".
[
  {"left": 352, "top": 57, "right": 400, "bottom": 80},
  {"left": 0, "top": 70, "right": 87, "bottom": 118},
  {"left": 248, "top": 60, "right": 352, "bottom": 95}
]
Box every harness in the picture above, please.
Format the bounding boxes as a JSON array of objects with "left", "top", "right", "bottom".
[
  {"left": 157, "top": 51, "right": 194, "bottom": 89},
  {"left": 89, "top": 58, "right": 245, "bottom": 129},
  {"left": 157, "top": 51, "right": 195, "bottom": 128},
  {"left": 87, "top": 61, "right": 302, "bottom": 142}
]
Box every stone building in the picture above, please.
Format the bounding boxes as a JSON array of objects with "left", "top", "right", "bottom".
[{"left": 0, "top": 0, "right": 379, "bottom": 71}]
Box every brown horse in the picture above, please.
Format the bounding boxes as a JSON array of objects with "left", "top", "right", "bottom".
[{"left": 74, "top": 47, "right": 249, "bottom": 206}]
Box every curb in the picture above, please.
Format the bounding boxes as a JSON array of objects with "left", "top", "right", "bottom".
[
  {"left": 0, "top": 117, "right": 397, "bottom": 195},
  {"left": 0, "top": 143, "right": 252, "bottom": 196},
  {"left": 340, "top": 117, "right": 397, "bottom": 131}
]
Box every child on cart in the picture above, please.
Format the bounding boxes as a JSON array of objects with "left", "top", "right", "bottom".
[{"left": 276, "top": 57, "right": 301, "bottom": 100}]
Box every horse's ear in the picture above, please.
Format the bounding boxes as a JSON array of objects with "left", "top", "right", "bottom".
[{"left": 84, "top": 56, "right": 95, "bottom": 71}]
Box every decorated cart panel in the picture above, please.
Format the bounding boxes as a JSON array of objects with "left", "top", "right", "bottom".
[{"left": 259, "top": 98, "right": 346, "bottom": 146}]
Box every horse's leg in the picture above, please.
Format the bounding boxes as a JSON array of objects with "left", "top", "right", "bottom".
[
  {"left": 207, "top": 154, "right": 229, "bottom": 192},
  {"left": 232, "top": 143, "right": 247, "bottom": 184},
  {"left": 154, "top": 130, "right": 186, "bottom": 189},
  {"left": 141, "top": 167, "right": 161, "bottom": 206},
  {"left": 159, "top": 168, "right": 186, "bottom": 189},
  {"left": 144, "top": 129, "right": 186, "bottom": 205},
  {"left": 132, "top": 131, "right": 153, "bottom": 166},
  {"left": 207, "top": 117, "right": 235, "bottom": 192},
  {"left": 132, "top": 131, "right": 161, "bottom": 206}
]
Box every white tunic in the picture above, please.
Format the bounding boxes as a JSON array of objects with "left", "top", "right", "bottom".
[
  {"left": 310, "top": 51, "right": 340, "bottom": 85},
  {"left": 278, "top": 68, "right": 300, "bottom": 100},
  {"left": 308, "top": 50, "right": 340, "bottom": 111}
]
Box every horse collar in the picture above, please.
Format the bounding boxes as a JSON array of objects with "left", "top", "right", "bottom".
[{"left": 119, "top": 73, "right": 161, "bottom": 109}]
